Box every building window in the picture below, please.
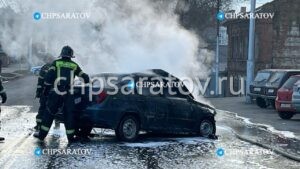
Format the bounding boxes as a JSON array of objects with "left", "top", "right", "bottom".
[
  {"left": 231, "top": 37, "right": 235, "bottom": 58},
  {"left": 244, "top": 36, "right": 248, "bottom": 59},
  {"left": 239, "top": 36, "right": 243, "bottom": 58},
  {"left": 233, "top": 36, "right": 238, "bottom": 59}
]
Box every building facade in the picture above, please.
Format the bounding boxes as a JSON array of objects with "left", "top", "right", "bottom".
[{"left": 224, "top": 0, "right": 300, "bottom": 96}]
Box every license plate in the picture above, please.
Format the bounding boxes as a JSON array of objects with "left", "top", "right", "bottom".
[
  {"left": 254, "top": 88, "right": 261, "bottom": 92},
  {"left": 74, "top": 97, "right": 82, "bottom": 104},
  {"left": 268, "top": 89, "right": 274, "bottom": 93},
  {"left": 281, "top": 104, "right": 291, "bottom": 108}
]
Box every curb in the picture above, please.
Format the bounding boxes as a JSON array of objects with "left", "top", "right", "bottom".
[
  {"left": 219, "top": 109, "right": 300, "bottom": 162},
  {"left": 235, "top": 133, "right": 300, "bottom": 162},
  {"left": 1, "top": 73, "right": 23, "bottom": 81}
]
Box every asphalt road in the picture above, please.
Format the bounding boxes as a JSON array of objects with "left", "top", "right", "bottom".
[
  {"left": 0, "top": 75, "right": 299, "bottom": 169},
  {"left": 207, "top": 97, "right": 300, "bottom": 138},
  {"left": 3, "top": 75, "right": 39, "bottom": 111}
]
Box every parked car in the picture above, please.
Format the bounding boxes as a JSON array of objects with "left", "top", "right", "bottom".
[
  {"left": 276, "top": 75, "right": 300, "bottom": 119},
  {"left": 30, "top": 66, "right": 42, "bottom": 75},
  {"left": 264, "top": 69, "right": 300, "bottom": 108},
  {"left": 73, "top": 69, "right": 217, "bottom": 142},
  {"left": 249, "top": 69, "right": 275, "bottom": 108},
  {"left": 291, "top": 80, "right": 300, "bottom": 119},
  {"left": 0, "top": 51, "right": 10, "bottom": 67}
]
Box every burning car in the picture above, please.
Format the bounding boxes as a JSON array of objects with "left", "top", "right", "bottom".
[{"left": 74, "top": 69, "right": 217, "bottom": 142}]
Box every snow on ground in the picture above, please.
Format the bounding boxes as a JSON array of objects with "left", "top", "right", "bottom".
[{"left": 222, "top": 110, "right": 297, "bottom": 139}]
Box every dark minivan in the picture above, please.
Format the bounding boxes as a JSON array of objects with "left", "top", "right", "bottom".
[
  {"left": 249, "top": 69, "right": 275, "bottom": 108},
  {"left": 262, "top": 69, "right": 300, "bottom": 108}
]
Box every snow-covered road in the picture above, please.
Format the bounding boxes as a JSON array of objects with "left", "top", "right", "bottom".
[{"left": 0, "top": 105, "right": 299, "bottom": 169}]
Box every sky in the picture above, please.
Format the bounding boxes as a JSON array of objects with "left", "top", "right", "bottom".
[{"left": 232, "top": 0, "right": 274, "bottom": 12}]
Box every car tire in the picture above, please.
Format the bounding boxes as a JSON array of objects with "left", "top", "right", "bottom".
[
  {"left": 278, "top": 112, "right": 294, "bottom": 120},
  {"left": 80, "top": 126, "right": 93, "bottom": 137},
  {"left": 269, "top": 100, "right": 276, "bottom": 109},
  {"left": 256, "top": 97, "right": 267, "bottom": 108},
  {"left": 78, "top": 116, "right": 93, "bottom": 137},
  {"left": 198, "top": 119, "right": 216, "bottom": 138},
  {"left": 116, "top": 115, "right": 140, "bottom": 142}
]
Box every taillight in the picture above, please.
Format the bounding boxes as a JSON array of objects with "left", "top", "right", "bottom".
[{"left": 96, "top": 91, "right": 108, "bottom": 104}]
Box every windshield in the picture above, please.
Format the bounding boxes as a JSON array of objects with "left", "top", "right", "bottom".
[
  {"left": 268, "top": 72, "right": 285, "bottom": 84},
  {"left": 254, "top": 72, "right": 271, "bottom": 82},
  {"left": 282, "top": 76, "right": 300, "bottom": 89}
]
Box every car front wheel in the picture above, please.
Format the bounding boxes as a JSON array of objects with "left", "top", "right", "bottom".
[
  {"left": 199, "top": 119, "right": 216, "bottom": 138},
  {"left": 278, "top": 112, "right": 294, "bottom": 120},
  {"left": 116, "top": 115, "right": 140, "bottom": 142},
  {"left": 256, "top": 97, "right": 267, "bottom": 108}
]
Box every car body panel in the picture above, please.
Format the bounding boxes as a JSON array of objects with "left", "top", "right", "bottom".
[
  {"left": 250, "top": 69, "right": 300, "bottom": 108},
  {"left": 249, "top": 69, "right": 275, "bottom": 98},
  {"left": 74, "top": 70, "right": 216, "bottom": 136},
  {"left": 292, "top": 78, "right": 300, "bottom": 112},
  {"left": 264, "top": 70, "right": 300, "bottom": 100},
  {"left": 276, "top": 75, "right": 300, "bottom": 113}
]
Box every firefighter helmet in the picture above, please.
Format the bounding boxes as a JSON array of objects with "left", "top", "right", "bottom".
[{"left": 60, "top": 46, "right": 74, "bottom": 58}]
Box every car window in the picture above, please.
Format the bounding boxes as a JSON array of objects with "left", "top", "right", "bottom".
[
  {"left": 137, "top": 86, "right": 152, "bottom": 96},
  {"left": 160, "top": 80, "right": 192, "bottom": 99},
  {"left": 91, "top": 75, "right": 127, "bottom": 88},
  {"left": 136, "top": 78, "right": 161, "bottom": 96},
  {"left": 268, "top": 72, "right": 285, "bottom": 84},
  {"left": 254, "top": 72, "right": 271, "bottom": 82},
  {"left": 282, "top": 76, "right": 300, "bottom": 89},
  {"left": 136, "top": 78, "right": 190, "bottom": 98}
]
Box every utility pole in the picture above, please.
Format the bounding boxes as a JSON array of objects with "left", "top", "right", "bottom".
[
  {"left": 28, "top": 38, "right": 33, "bottom": 68},
  {"left": 246, "top": 0, "right": 256, "bottom": 102},
  {"left": 215, "top": 0, "right": 220, "bottom": 96}
]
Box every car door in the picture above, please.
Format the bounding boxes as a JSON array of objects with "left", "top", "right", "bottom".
[
  {"left": 136, "top": 83, "right": 169, "bottom": 131},
  {"left": 167, "top": 97, "right": 194, "bottom": 132},
  {"left": 144, "top": 96, "right": 170, "bottom": 131}
]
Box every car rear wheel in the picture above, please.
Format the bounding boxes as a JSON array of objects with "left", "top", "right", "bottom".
[
  {"left": 116, "top": 115, "right": 140, "bottom": 142},
  {"left": 256, "top": 97, "right": 267, "bottom": 108},
  {"left": 199, "top": 119, "right": 216, "bottom": 138},
  {"left": 278, "top": 112, "right": 294, "bottom": 120}
]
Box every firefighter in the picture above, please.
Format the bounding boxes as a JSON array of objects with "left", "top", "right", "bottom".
[
  {"left": 34, "top": 46, "right": 89, "bottom": 143},
  {"left": 0, "top": 76, "right": 7, "bottom": 142},
  {"left": 34, "top": 57, "right": 53, "bottom": 131}
]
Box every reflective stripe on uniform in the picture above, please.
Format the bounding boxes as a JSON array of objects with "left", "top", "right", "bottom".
[
  {"left": 55, "top": 61, "right": 78, "bottom": 85},
  {"left": 56, "top": 61, "right": 77, "bottom": 70},
  {"left": 37, "top": 85, "right": 42, "bottom": 88},
  {"left": 36, "top": 118, "right": 42, "bottom": 123},
  {"left": 79, "top": 71, "right": 85, "bottom": 77},
  {"left": 44, "top": 82, "right": 52, "bottom": 86},
  {"left": 49, "top": 66, "right": 56, "bottom": 71},
  {"left": 41, "top": 125, "right": 50, "bottom": 131},
  {"left": 66, "top": 129, "right": 75, "bottom": 135},
  {"left": 38, "top": 76, "right": 44, "bottom": 79}
]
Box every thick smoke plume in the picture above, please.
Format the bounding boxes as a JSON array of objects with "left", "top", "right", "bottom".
[
  {"left": 1, "top": 0, "right": 215, "bottom": 104},
  {"left": 0, "top": 0, "right": 213, "bottom": 79}
]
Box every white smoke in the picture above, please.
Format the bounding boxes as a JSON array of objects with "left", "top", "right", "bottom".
[{"left": 0, "top": 0, "right": 213, "bottom": 79}]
